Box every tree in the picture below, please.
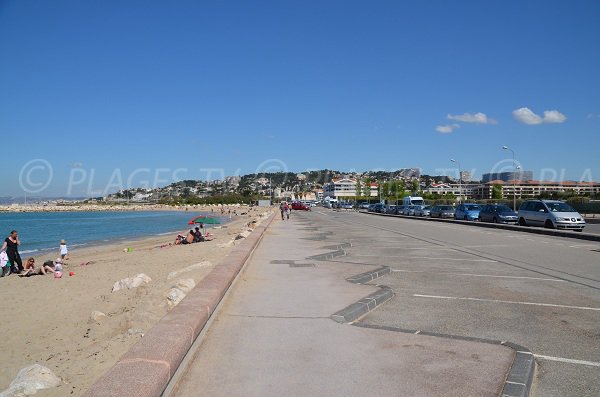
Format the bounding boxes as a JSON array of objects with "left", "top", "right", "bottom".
[
  {"left": 364, "top": 178, "right": 371, "bottom": 197},
  {"left": 411, "top": 180, "right": 419, "bottom": 194},
  {"left": 356, "top": 179, "right": 362, "bottom": 197},
  {"left": 491, "top": 184, "right": 503, "bottom": 200}
]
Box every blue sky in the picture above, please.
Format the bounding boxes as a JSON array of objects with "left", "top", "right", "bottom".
[{"left": 1, "top": 0, "right": 599, "bottom": 197}]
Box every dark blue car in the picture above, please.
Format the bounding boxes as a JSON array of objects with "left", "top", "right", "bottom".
[{"left": 478, "top": 204, "right": 518, "bottom": 224}]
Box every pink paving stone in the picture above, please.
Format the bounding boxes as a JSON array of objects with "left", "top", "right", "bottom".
[
  {"left": 121, "top": 323, "right": 194, "bottom": 366},
  {"left": 83, "top": 360, "right": 170, "bottom": 397}
]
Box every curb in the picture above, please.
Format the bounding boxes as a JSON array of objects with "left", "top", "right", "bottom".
[
  {"left": 501, "top": 348, "right": 536, "bottom": 397},
  {"left": 361, "top": 211, "right": 600, "bottom": 242},
  {"left": 83, "top": 213, "right": 276, "bottom": 397},
  {"left": 330, "top": 266, "right": 394, "bottom": 324}
]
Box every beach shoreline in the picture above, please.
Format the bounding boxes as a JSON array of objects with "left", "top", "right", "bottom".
[
  {"left": 0, "top": 203, "right": 247, "bottom": 213},
  {"left": 0, "top": 206, "right": 273, "bottom": 396}
]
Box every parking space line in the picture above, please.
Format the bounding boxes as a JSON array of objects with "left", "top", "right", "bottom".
[
  {"left": 533, "top": 354, "right": 600, "bottom": 367},
  {"left": 569, "top": 244, "right": 600, "bottom": 248},
  {"left": 353, "top": 254, "right": 497, "bottom": 262},
  {"left": 462, "top": 244, "right": 514, "bottom": 248},
  {"left": 349, "top": 246, "right": 444, "bottom": 250},
  {"left": 391, "top": 269, "right": 567, "bottom": 282},
  {"left": 412, "top": 294, "right": 600, "bottom": 311}
]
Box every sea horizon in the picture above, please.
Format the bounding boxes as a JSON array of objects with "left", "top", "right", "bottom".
[{"left": 0, "top": 210, "right": 228, "bottom": 258}]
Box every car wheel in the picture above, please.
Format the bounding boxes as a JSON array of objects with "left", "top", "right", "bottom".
[
  {"left": 492, "top": 217, "right": 498, "bottom": 223},
  {"left": 464, "top": 215, "right": 468, "bottom": 221},
  {"left": 545, "top": 220, "right": 555, "bottom": 229},
  {"left": 519, "top": 218, "right": 527, "bottom": 226}
]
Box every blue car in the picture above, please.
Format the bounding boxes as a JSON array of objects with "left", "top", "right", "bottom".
[{"left": 454, "top": 203, "right": 482, "bottom": 221}]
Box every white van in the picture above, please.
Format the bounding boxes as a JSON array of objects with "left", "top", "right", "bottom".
[{"left": 402, "top": 196, "right": 425, "bottom": 206}]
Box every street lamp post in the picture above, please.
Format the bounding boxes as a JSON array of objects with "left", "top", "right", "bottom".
[
  {"left": 502, "top": 146, "right": 517, "bottom": 212},
  {"left": 450, "top": 159, "right": 462, "bottom": 204}
]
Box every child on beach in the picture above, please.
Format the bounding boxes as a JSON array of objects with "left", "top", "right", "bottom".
[
  {"left": 0, "top": 251, "right": 10, "bottom": 277},
  {"left": 59, "top": 240, "right": 69, "bottom": 260}
]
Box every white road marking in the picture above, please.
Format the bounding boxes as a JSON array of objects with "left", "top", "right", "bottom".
[
  {"left": 462, "top": 244, "right": 514, "bottom": 248},
  {"left": 569, "top": 244, "right": 600, "bottom": 248},
  {"left": 351, "top": 246, "right": 443, "bottom": 250},
  {"left": 353, "top": 254, "right": 497, "bottom": 262},
  {"left": 533, "top": 354, "right": 600, "bottom": 367},
  {"left": 391, "top": 269, "right": 566, "bottom": 282},
  {"left": 412, "top": 294, "right": 600, "bottom": 312}
]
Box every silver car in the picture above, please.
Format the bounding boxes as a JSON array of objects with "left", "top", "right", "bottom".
[
  {"left": 414, "top": 205, "right": 432, "bottom": 217},
  {"left": 518, "top": 200, "right": 586, "bottom": 231}
]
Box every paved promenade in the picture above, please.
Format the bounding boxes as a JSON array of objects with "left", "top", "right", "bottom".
[{"left": 173, "top": 213, "right": 514, "bottom": 397}]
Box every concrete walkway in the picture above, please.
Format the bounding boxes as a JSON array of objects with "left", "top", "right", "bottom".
[{"left": 173, "top": 214, "right": 514, "bottom": 397}]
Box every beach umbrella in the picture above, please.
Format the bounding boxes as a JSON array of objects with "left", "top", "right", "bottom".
[
  {"left": 188, "top": 215, "right": 221, "bottom": 236},
  {"left": 188, "top": 215, "right": 221, "bottom": 227}
]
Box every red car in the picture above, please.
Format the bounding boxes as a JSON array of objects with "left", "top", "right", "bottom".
[{"left": 291, "top": 202, "right": 311, "bottom": 211}]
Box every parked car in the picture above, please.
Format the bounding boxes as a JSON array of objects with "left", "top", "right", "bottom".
[
  {"left": 407, "top": 205, "right": 427, "bottom": 216},
  {"left": 478, "top": 204, "right": 518, "bottom": 224},
  {"left": 373, "top": 203, "right": 386, "bottom": 213},
  {"left": 339, "top": 202, "right": 354, "bottom": 210},
  {"left": 291, "top": 201, "right": 310, "bottom": 211},
  {"left": 394, "top": 205, "right": 407, "bottom": 215},
  {"left": 414, "top": 205, "right": 432, "bottom": 217},
  {"left": 359, "top": 202, "right": 371, "bottom": 210},
  {"left": 386, "top": 205, "right": 397, "bottom": 214},
  {"left": 430, "top": 205, "right": 455, "bottom": 218},
  {"left": 454, "top": 203, "right": 482, "bottom": 221},
  {"left": 518, "top": 200, "right": 586, "bottom": 231}
]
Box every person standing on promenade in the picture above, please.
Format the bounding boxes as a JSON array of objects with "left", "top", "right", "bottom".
[
  {"left": 1, "top": 230, "right": 23, "bottom": 274},
  {"left": 59, "top": 239, "right": 69, "bottom": 260},
  {"left": 279, "top": 202, "right": 286, "bottom": 220}
]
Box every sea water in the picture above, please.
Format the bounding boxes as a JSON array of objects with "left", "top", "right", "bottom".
[{"left": 0, "top": 211, "right": 226, "bottom": 255}]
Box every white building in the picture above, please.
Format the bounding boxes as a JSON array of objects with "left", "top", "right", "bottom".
[{"left": 323, "top": 177, "right": 378, "bottom": 198}]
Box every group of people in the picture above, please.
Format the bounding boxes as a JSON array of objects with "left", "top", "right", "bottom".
[
  {"left": 0, "top": 230, "right": 69, "bottom": 278},
  {"left": 279, "top": 202, "right": 291, "bottom": 220},
  {"left": 174, "top": 226, "right": 214, "bottom": 245}
]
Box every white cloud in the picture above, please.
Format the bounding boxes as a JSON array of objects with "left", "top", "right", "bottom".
[
  {"left": 542, "top": 110, "right": 567, "bottom": 123},
  {"left": 447, "top": 112, "right": 497, "bottom": 124},
  {"left": 513, "top": 107, "right": 567, "bottom": 125},
  {"left": 512, "top": 107, "right": 543, "bottom": 124},
  {"left": 435, "top": 124, "right": 460, "bottom": 134}
]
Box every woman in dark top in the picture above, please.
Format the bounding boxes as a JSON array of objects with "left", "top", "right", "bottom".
[{"left": 1, "top": 230, "right": 23, "bottom": 274}]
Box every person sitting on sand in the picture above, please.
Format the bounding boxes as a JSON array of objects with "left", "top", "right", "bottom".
[
  {"left": 174, "top": 234, "right": 184, "bottom": 245},
  {"left": 185, "top": 230, "right": 195, "bottom": 244},
  {"left": 194, "top": 227, "right": 204, "bottom": 243},
  {"left": 19, "top": 257, "right": 55, "bottom": 277}
]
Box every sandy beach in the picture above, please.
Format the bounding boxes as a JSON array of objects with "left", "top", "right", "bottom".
[{"left": 0, "top": 206, "right": 273, "bottom": 396}]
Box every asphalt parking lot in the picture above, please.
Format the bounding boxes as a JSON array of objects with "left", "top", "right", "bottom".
[{"left": 299, "top": 209, "right": 600, "bottom": 397}]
